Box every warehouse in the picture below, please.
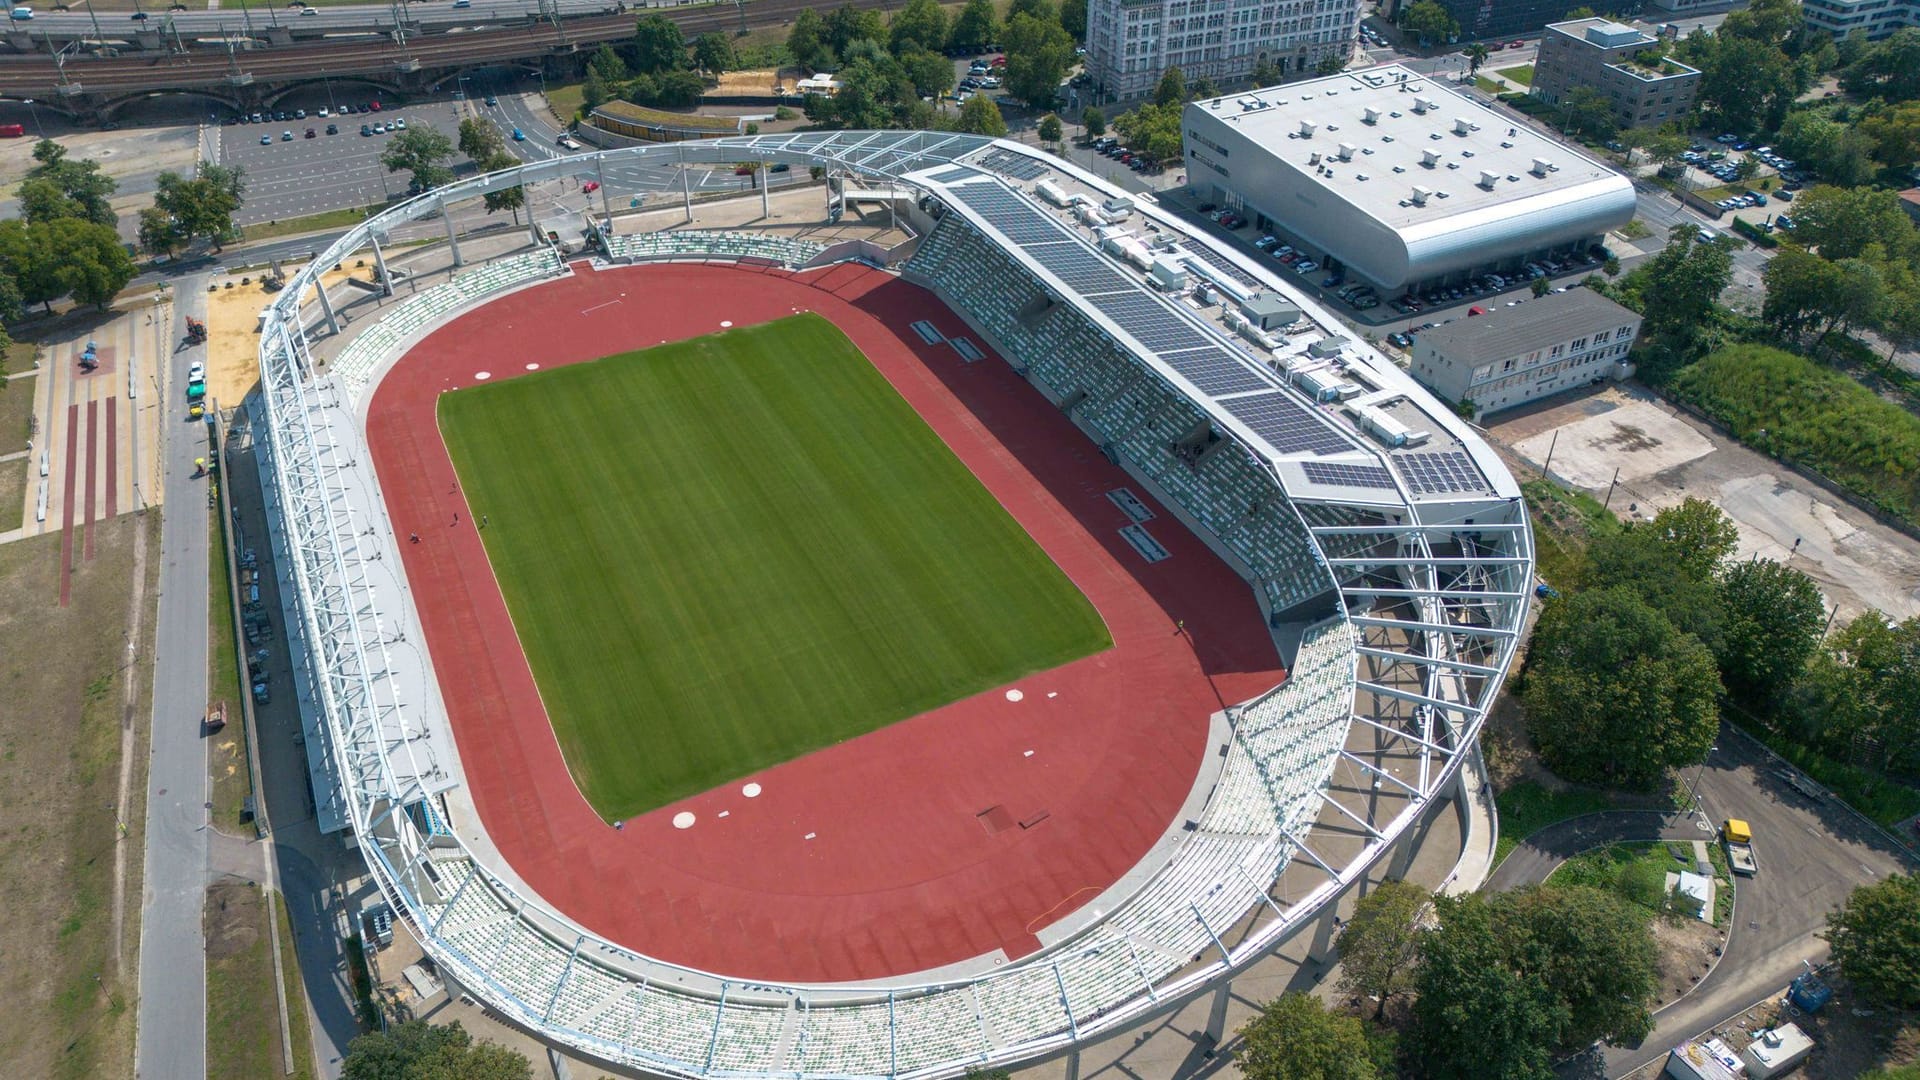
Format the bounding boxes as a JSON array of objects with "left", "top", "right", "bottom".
[{"left": 1181, "top": 67, "right": 1636, "bottom": 295}]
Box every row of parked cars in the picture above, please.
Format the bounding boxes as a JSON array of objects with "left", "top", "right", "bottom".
[
  {"left": 1388, "top": 248, "right": 1607, "bottom": 313},
  {"left": 227, "top": 102, "right": 384, "bottom": 126},
  {"left": 1093, "top": 136, "right": 1156, "bottom": 171}
]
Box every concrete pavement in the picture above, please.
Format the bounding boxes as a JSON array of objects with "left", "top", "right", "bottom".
[{"left": 133, "top": 272, "right": 213, "bottom": 1080}]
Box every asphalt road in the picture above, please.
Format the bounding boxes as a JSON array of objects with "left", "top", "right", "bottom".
[
  {"left": 1482, "top": 728, "right": 1916, "bottom": 1079},
  {"left": 133, "top": 274, "right": 213, "bottom": 1080}
]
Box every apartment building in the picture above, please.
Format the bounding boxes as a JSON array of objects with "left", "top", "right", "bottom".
[
  {"left": 1802, "top": 0, "right": 1916, "bottom": 39},
  {"left": 1084, "top": 0, "right": 1361, "bottom": 101},
  {"left": 1533, "top": 18, "right": 1701, "bottom": 130},
  {"left": 1409, "top": 288, "right": 1640, "bottom": 415}
]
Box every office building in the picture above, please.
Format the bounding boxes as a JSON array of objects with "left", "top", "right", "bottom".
[
  {"left": 1533, "top": 19, "right": 1702, "bottom": 130},
  {"left": 1386, "top": 0, "right": 1588, "bottom": 43},
  {"left": 1802, "top": 0, "right": 1916, "bottom": 40},
  {"left": 1083, "top": 0, "right": 1362, "bottom": 101},
  {"left": 1408, "top": 287, "right": 1640, "bottom": 415},
  {"left": 1181, "top": 67, "right": 1635, "bottom": 294}
]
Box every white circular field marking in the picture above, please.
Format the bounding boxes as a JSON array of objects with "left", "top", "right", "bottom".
[
  {"left": 672, "top": 812, "right": 696, "bottom": 830},
  {"left": 524, "top": 362, "right": 540, "bottom": 371},
  {"left": 474, "top": 370, "right": 492, "bottom": 381},
  {"left": 742, "top": 782, "right": 763, "bottom": 798},
  {"left": 720, "top": 320, "right": 734, "bottom": 328},
  {"left": 1005, "top": 689, "right": 1025, "bottom": 703}
]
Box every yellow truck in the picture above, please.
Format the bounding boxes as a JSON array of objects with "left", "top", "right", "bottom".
[{"left": 1723, "top": 818, "right": 1758, "bottom": 876}]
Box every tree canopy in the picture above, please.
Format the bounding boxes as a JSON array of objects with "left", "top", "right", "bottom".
[
  {"left": 1408, "top": 893, "right": 1567, "bottom": 1080},
  {"left": 1398, "top": 0, "right": 1457, "bottom": 44},
  {"left": 1825, "top": 873, "right": 1920, "bottom": 1009},
  {"left": 381, "top": 126, "right": 459, "bottom": 193},
  {"left": 954, "top": 92, "right": 1008, "bottom": 136},
  {"left": 1112, "top": 101, "right": 1183, "bottom": 162},
  {"left": 1634, "top": 228, "right": 1736, "bottom": 341},
  {"left": 1715, "top": 558, "right": 1826, "bottom": 707},
  {"left": 1797, "top": 612, "right": 1920, "bottom": 774},
  {"left": 1003, "top": 9, "right": 1076, "bottom": 108},
  {"left": 0, "top": 217, "right": 138, "bottom": 312},
  {"left": 948, "top": 0, "right": 1000, "bottom": 52},
  {"left": 341, "top": 1019, "right": 531, "bottom": 1080},
  {"left": 1335, "top": 879, "right": 1428, "bottom": 1019},
  {"left": 1498, "top": 885, "right": 1661, "bottom": 1047},
  {"left": 1524, "top": 585, "right": 1721, "bottom": 789},
  {"left": 888, "top": 0, "right": 948, "bottom": 54},
  {"left": 631, "top": 13, "right": 688, "bottom": 74},
  {"left": 1238, "top": 992, "right": 1382, "bottom": 1080},
  {"left": 20, "top": 139, "right": 119, "bottom": 229},
  {"left": 145, "top": 162, "right": 247, "bottom": 254}
]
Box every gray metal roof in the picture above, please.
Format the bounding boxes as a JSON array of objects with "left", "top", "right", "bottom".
[{"left": 1415, "top": 287, "right": 1638, "bottom": 366}]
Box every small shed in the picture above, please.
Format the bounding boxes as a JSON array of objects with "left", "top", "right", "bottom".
[
  {"left": 1239, "top": 292, "right": 1301, "bottom": 331},
  {"left": 1740, "top": 1025, "right": 1813, "bottom": 1080}
]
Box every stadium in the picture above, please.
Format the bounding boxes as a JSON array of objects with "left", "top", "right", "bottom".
[{"left": 255, "top": 131, "right": 1532, "bottom": 1078}]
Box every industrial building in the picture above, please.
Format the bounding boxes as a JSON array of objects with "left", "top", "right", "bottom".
[
  {"left": 1083, "top": 0, "right": 1362, "bottom": 101},
  {"left": 1407, "top": 287, "right": 1640, "bottom": 415},
  {"left": 1181, "top": 67, "right": 1636, "bottom": 294},
  {"left": 1533, "top": 19, "right": 1701, "bottom": 130}
]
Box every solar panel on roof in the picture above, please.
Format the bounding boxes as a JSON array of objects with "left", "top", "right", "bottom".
[
  {"left": 977, "top": 147, "right": 1049, "bottom": 180},
  {"left": 1301, "top": 461, "right": 1397, "bottom": 489},
  {"left": 1177, "top": 242, "right": 1257, "bottom": 289},
  {"left": 1220, "top": 392, "right": 1351, "bottom": 456},
  {"left": 1396, "top": 451, "right": 1487, "bottom": 494}
]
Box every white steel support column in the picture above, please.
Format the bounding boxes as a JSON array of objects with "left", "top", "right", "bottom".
[
  {"left": 1202, "top": 981, "right": 1232, "bottom": 1050},
  {"left": 760, "top": 166, "right": 770, "bottom": 218},
  {"left": 439, "top": 195, "right": 462, "bottom": 267},
  {"left": 368, "top": 233, "right": 392, "bottom": 297},
  {"left": 313, "top": 277, "right": 340, "bottom": 335}
]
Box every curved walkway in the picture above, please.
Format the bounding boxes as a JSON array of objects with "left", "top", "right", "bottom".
[{"left": 1484, "top": 809, "right": 1707, "bottom": 893}]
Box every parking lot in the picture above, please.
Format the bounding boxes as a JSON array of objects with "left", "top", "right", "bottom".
[
  {"left": 1673, "top": 133, "right": 1806, "bottom": 240},
  {"left": 215, "top": 94, "right": 474, "bottom": 226}
]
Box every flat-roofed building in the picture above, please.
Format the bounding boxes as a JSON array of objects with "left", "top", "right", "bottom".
[
  {"left": 1802, "top": 0, "right": 1916, "bottom": 39},
  {"left": 1407, "top": 287, "right": 1640, "bottom": 415},
  {"left": 1084, "top": 0, "right": 1361, "bottom": 102},
  {"left": 588, "top": 102, "right": 746, "bottom": 143},
  {"left": 1533, "top": 18, "right": 1701, "bottom": 130},
  {"left": 1181, "top": 66, "right": 1635, "bottom": 294}
]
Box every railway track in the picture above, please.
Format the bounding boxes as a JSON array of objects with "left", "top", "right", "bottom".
[{"left": 0, "top": 0, "right": 884, "bottom": 103}]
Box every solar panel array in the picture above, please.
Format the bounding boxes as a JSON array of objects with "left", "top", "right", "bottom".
[
  {"left": 1219, "top": 392, "right": 1352, "bottom": 456},
  {"left": 977, "top": 147, "right": 1049, "bottom": 180},
  {"left": 927, "top": 165, "right": 981, "bottom": 184},
  {"left": 1177, "top": 241, "right": 1258, "bottom": 289},
  {"left": 1300, "top": 461, "right": 1398, "bottom": 489},
  {"left": 1396, "top": 451, "right": 1487, "bottom": 495},
  {"left": 953, "top": 183, "right": 1075, "bottom": 247}
]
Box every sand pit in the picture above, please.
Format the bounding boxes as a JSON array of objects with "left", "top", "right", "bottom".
[{"left": 203, "top": 267, "right": 354, "bottom": 405}]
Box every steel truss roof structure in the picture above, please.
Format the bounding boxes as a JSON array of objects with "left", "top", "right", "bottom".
[{"left": 255, "top": 133, "right": 1532, "bottom": 1080}]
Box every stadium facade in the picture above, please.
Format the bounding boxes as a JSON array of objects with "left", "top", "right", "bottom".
[
  {"left": 256, "top": 131, "right": 1531, "bottom": 1078},
  {"left": 1182, "top": 66, "right": 1637, "bottom": 293}
]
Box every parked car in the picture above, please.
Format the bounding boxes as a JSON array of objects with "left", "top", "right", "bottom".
[
  {"left": 304, "top": 127, "right": 316, "bottom": 138},
  {"left": 1775, "top": 188, "right": 1793, "bottom": 201},
  {"left": 394, "top": 117, "right": 407, "bottom": 129},
  {"left": 484, "top": 95, "right": 498, "bottom": 106},
  {"left": 325, "top": 123, "right": 338, "bottom": 134}
]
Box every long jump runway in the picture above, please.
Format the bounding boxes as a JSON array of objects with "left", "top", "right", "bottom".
[{"left": 365, "top": 262, "right": 1289, "bottom": 983}]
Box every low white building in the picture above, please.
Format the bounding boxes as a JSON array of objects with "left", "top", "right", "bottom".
[
  {"left": 1408, "top": 288, "right": 1639, "bottom": 416},
  {"left": 1803, "top": 0, "right": 1916, "bottom": 39},
  {"left": 1182, "top": 67, "right": 1636, "bottom": 294}
]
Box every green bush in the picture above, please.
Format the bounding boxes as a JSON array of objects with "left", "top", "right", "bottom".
[{"left": 1731, "top": 216, "right": 1779, "bottom": 247}]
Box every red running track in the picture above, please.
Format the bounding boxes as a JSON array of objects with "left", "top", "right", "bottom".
[{"left": 366, "top": 262, "right": 1287, "bottom": 983}]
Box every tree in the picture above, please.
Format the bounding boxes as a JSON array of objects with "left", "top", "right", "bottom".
[
  {"left": 1798, "top": 612, "right": 1920, "bottom": 773},
  {"left": 588, "top": 42, "right": 627, "bottom": 83},
  {"left": 948, "top": 0, "right": 999, "bottom": 52},
  {"left": 1398, "top": 0, "right": 1458, "bottom": 44},
  {"left": 1038, "top": 113, "right": 1063, "bottom": 145},
  {"left": 631, "top": 13, "right": 687, "bottom": 74},
  {"left": 1531, "top": 276, "right": 1552, "bottom": 297},
  {"left": 1154, "top": 66, "right": 1187, "bottom": 107},
  {"left": 150, "top": 163, "right": 245, "bottom": 252},
  {"left": 1409, "top": 894, "right": 1567, "bottom": 1080},
  {"left": 1860, "top": 101, "right": 1920, "bottom": 169},
  {"left": 1826, "top": 874, "right": 1920, "bottom": 1009},
  {"left": 1335, "top": 879, "right": 1428, "bottom": 1018},
  {"left": 1560, "top": 85, "right": 1618, "bottom": 141},
  {"left": 1716, "top": 559, "right": 1825, "bottom": 706},
  {"left": 1112, "top": 101, "right": 1183, "bottom": 162},
  {"left": 1082, "top": 106, "right": 1105, "bottom": 137},
  {"left": 788, "top": 6, "right": 834, "bottom": 70},
  {"left": 1317, "top": 52, "right": 1350, "bottom": 75},
  {"left": 1637, "top": 228, "right": 1735, "bottom": 339},
  {"left": 1524, "top": 586, "right": 1721, "bottom": 788},
  {"left": 40, "top": 217, "right": 137, "bottom": 309},
  {"left": 480, "top": 151, "right": 527, "bottom": 223},
  {"left": 1630, "top": 127, "right": 1690, "bottom": 166},
  {"left": 1762, "top": 246, "right": 1889, "bottom": 357},
  {"left": 1002, "top": 11, "right": 1075, "bottom": 109},
  {"left": 1582, "top": 498, "right": 1736, "bottom": 648},
  {"left": 1499, "top": 885, "right": 1660, "bottom": 1047},
  {"left": 342, "top": 1019, "right": 531, "bottom": 1080},
  {"left": 954, "top": 92, "right": 1008, "bottom": 136},
  {"left": 1776, "top": 111, "right": 1879, "bottom": 187},
  {"left": 381, "top": 126, "right": 459, "bottom": 193},
  {"left": 1253, "top": 56, "right": 1283, "bottom": 86},
  {"left": 692, "top": 31, "right": 736, "bottom": 74},
  {"left": 137, "top": 205, "right": 180, "bottom": 257},
  {"left": 458, "top": 116, "right": 505, "bottom": 163},
  {"left": 1842, "top": 26, "right": 1920, "bottom": 102},
  {"left": 1692, "top": 33, "right": 1806, "bottom": 135},
  {"left": 824, "top": 2, "right": 886, "bottom": 58},
  {"left": 21, "top": 139, "right": 119, "bottom": 228},
  {"left": 1238, "top": 993, "right": 1380, "bottom": 1080},
  {"left": 889, "top": 0, "right": 948, "bottom": 54},
  {"left": 1059, "top": 0, "right": 1086, "bottom": 40},
  {"left": 901, "top": 49, "right": 955, "bottom": 97},
  {"left": 1464, "top": 42, "right": 1489, "bottom": 75},
  {"left": 1789, "top": 185, "right": 1920, "bottom": 263}
]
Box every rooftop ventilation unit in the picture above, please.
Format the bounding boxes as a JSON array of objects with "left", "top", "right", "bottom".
[
  {"left": 1421, "top": 148, "right": 1441, "bottom": 167},
  {"left": 1309, "top": 151, "right": 1322, "bottom": 165},
  {"left": 1530, "top": 157, "right": 1555, "bottom": 175},
  {"left": 1418, "top": 96, "right": 1439, "bottom": 113},
  {"left": 1479, "top": 169, "right": 1499, "bottom": 189},
  {"left": 1337, "top": 142, "right": 1356, "bottom": 161},
  {"left": 1363, "top": 106, "right": 1381, "bottom": 124},
  {"left": 1452, "top": 117, "right": 1471, "bottom": 135},
  {"left": 1411, "top": 97, "right": 1429, "bottom": 114},
  {"left": 1299, "top": 120, "right": 1317, "bottom": 137},
  {"left": 1411, "top": 185, "right": 1432, "bottom": 206}
]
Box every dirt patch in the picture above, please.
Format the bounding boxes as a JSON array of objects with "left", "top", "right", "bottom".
[
  {"left": 1689, "top": 980, "right": 1918, "bottom": 1079},
  {"left": 0, "top": 513, "right": 159, "bottom": 1080},
  {"left": 204, "top": 268, "right": 354, "bottom": 405},
  {"left": 1651, "top": 916, "right": 1725, "bottom": 1009},
  {"left": 709, "top": 67, "right": 802, "bottom": 97}
]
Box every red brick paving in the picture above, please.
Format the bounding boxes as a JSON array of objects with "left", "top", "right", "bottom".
[{"left": 365, "top": 263, "right": 1287, "bottom": 983}]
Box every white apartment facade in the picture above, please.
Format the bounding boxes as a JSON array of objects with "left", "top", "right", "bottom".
[
  {"left": 1409, "top": 288, "right": 1641, "bottom": 415},
  {"left": 1802, "top": 0, "right": 1916, "bottom": 39},
  {"left": 1084, "top": 0, "right": 1361, "bottom": 101}
]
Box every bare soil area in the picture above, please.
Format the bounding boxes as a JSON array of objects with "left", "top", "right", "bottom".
[
  {"left": 1650, "top": 916, "right": 1726, "bottom": 1010},
  {"left": 0, "top": 513, "right": 160, "bottom": 1080}
]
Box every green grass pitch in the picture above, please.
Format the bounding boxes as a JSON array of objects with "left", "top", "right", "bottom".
[{"left": 438, "top": 313, "right": 1112, "bottom": 821}]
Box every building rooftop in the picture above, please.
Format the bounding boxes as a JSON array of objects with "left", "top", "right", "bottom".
[
  {"left": 1550, "top": 16, "right": 1657, "bottom": 46},
  {"left": 1186, "top": 66, "right": 1625, "bottom": 231},
  {"left": 1414, "top": 287, "right": 1637, "bottom": 363},
  {"left": 590, "top": 101, "right": 745, "bottom": 132}
]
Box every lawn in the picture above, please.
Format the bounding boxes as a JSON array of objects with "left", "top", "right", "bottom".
[
  {"left": 1497, "top": 64, "right": 1534, "bottom": 86},
  {"left": 238, "top": 205, "right": 381, "bottom": 245},
  {"left": 1493, "top": 779, "right": 1615, "bottom": 866},
  {"left": 206, "top": 883, "right": 315, "bottom": 1080},
  {"left": 439, "top": 314, "right": 1112, "bottom": 820},
  {"left": 1549, "top": 841, "right": 1731, "bottom": 925},
  {"left": 0, "top": 365, "right": 36, "bottom": 455}
]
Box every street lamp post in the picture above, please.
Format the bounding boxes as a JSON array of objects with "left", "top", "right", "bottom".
[
  {"left": 22, "top": 97, "right": 44, "bottom": 138},
  {"left": 1686, "top": 745, "right": 1718, "bottom": 822}
]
